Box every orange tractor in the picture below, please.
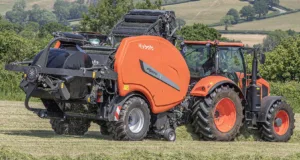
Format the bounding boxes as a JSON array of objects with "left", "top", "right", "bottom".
[
  {"left": 180, "top": 40, "right": 295, "bottom": 141},
  {"left": 4, "top": 9, "right": 295, "bottom": 142}
]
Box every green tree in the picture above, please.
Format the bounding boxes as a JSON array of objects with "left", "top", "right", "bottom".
[
  {"left": 39, "top": 22, "right": 72, "bottom": 37},
  {"left": 135, "top": 0, "right": 162, "bottom": 9},
  {"left": 240, "top": 5, "right": 255, "bottom": 21},
  {"left": 260, "top": 35, "right": 300, "bottom": 82},
  {"left": 269, "top": 0, "right": 280, "bottom": 7},
  {"left": 0, "top": 31, "right": 36, "bottom": 63},
  {"left": 226, "top": 8, "right": 240, "bottom": 24},
  {"left": 80, "top": 0, "right": 134, "bottom": 33},
  {"left": 254, "top": 0, "right": 269, "bottom": 18},
  {"left": 69, "top": 3, "right": 88, "bottom": 19},
  {"left": 12, "top": 0, "right": 26, "bottom": 11},
  {"left": 262, "top": 30, "right": 290, "bottom": 52},
  {"left": 28, "top": 4, "right": 57, "bottom": 26},
  {"left": 19, "top": 22, "right": 40, "bottom": 39},
  {"left": 178, "top": 23, "right": 222, "bottom": 41},
  {"left": 5, "top": 0, "right": 28, "bottom": 24},
  {"left": 0, "top": 19, "right": 23, "bottom": 33},
  {"left": 53, "top": 0, "right": 70, "bottom": 22},
  {"left": 80, "top": 0, "right": 162, "bottom": 33},
  {"left": 221, "top": 15, "right": 234, "bottom": 30}
]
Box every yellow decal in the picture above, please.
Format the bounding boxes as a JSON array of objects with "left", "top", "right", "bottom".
[
  {"left": 92, "top": 72, "right": 96, "bottom": 78},
  {"left": 24, "top": 74, "right": 27, "bottom": 78},
  {"left": 123, "top": 85, "right": 129, "bottom": 91},
  {"left": 60, "top": 83, "right": 64, "bottom": 89}
]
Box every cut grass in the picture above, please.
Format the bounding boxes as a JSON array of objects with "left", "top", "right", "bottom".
[
  {"left": 163, "top": 0, "right": 249, "bottom": 25},
  {"left": 280, "top": 0, "right": 300, "bottom": 10},
  {"left": 0, "top": 101, "right": 300, "bottom": 159},
  {"left": 214, "top": 12, "right": 300, "bottom": 32},
  {"left": 221, "top": 34, "right": 267, "bottom": 46}
]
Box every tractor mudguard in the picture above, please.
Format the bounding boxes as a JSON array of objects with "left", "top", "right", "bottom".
[
  {"left": 190, "top": 76, "right": 244, "bottom": 98},
  {"left": 114, "top": 36, "right": 190, "bottom": 114},
  {"left": 258, "top": 96, "right": 283, "bottom": 122}
]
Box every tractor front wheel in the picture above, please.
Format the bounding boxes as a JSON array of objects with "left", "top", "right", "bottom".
[
  {"left": 259, "top": 101, "right": 295, "bottom": 142},
  {"left": 191, "top": 85, "right": 244, "bottom": 141}
]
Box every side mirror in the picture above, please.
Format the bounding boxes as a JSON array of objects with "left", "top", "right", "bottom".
[
  {"left": 180, "top": 42, "right": 187, "bottom": 55},
  {"left": 260, "top": 53, "right": 266, "bottom": 64}
]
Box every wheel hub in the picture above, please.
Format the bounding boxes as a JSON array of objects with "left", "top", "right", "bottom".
[
  {"left": 275, "top": 118, "right": 283, "bottom": 127},
  {"left": 213, "top": 98, "right": 237, "bottom": 133},
  {"left": 273, "top": 110, "right": 290, "bottom": 136},
  {"left": 128, "top": 108, "right": 144, "bottom": 133}
]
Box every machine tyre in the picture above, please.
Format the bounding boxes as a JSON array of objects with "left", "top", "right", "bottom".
[
  {"left": 259, "top": 101, "right": 295, "bottom": 142},
  {"left": 164, "top": 128, "right": 176, "bottom": 141},
  {"left": 191, "top": 85, "right": 244, "bottom": 141},
  {"left": 50, "top": 118, "right": 91, "bottom": 135},
  {"left": 109, "top": 97, "right": 151, "bottom": 141},
  {"left": 98, "top": 121, "right": 110, "bottom": 135}
]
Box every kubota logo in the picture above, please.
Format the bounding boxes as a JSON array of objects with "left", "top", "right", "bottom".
[{"left": 138, "top": 43, "right": 154, "bottom": 51}]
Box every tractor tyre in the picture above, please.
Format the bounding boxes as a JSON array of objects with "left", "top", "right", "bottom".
[
  {"left": 109, "top": 97, "right": 151, "bottom": 141},
  {"left": 191, "top": 85, "right": 244, "bottom": 141},
  {"left": 50, "top": 118, "right": 91, "bottom": 136},
  {"left": 259, "top": 101, "right": 295, "bottom": 142}
]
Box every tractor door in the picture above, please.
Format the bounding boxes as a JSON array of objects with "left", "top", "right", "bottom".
[{"left": 217, "top": 47, "right": 247, "bottom": 92}]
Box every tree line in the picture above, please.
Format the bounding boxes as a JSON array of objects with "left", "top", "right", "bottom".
[
  {"left": 221, "top": 0, "right": 280, "bottom": 30},
  {"left": 5, "top": 0, "right": 88, "bottom": 26}
]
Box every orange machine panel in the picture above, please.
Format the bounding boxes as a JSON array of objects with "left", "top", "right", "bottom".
[
  {"left": 190, "top": 76, "right": 234, "bottom": 97},
  {"left": 114, "top": 36, "right": 190, "bottom": 114}
]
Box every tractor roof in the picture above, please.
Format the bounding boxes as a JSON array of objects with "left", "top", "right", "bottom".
[{"left": 184, "top": 41, "right": 244, "bottom": 47}]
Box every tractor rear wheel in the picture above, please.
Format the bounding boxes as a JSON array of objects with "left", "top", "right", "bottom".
[
  {"left": 50, "top": 118, "right": 91, "bottom": 135},
  {"left": 259, "top": 101, "right": 295, "bottom": 142},
  {"left": 191, "top": 85, "right": 244, "bottom": 141},
  {"left": 109, "top": 97, "right": 151, "bottom": 141}
]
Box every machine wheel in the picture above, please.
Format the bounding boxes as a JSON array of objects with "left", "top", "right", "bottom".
[
  {"left": 191, "top": 85, "right": 244, "bottom": 141},
  {"left": 259, "top": 101, "right": 295, "bottom": 142},
  {"left": 164, "top": 128, "right": 176, "bottom": 141},
  {"left": 50, "top": 118, "right": 91, "bottom": 135},
  {"left": 110, "top": 97, "right": 151, "bottom": 141},
  {"left": 98, "top": 121, "right": 110, "bottom": 135}
]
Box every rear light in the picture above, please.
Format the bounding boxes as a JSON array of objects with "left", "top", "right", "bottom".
[{"left": 97, "top": 91, "right": 103, "bottom": 103}]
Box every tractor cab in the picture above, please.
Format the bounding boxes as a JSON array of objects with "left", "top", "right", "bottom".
[{"left": 181, "top": 41, "right": 246, "bottom": 86}]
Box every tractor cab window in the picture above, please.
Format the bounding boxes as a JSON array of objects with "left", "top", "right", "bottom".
[
  {"left": 183, "top": 44, "right": 215, "bottom": 78},
  {"left": 217, "top": 47, "right": 245, "bottom": 83}
]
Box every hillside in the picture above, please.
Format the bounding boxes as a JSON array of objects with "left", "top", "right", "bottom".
[
  {"left": 164, "top": 0, "right": 249, "bottom": 25},
  {"left": 0, "top": 0, "right": 76, "bottom": 15},
  {"left": 214, "top": 12, "right": 300, "bottom": 32},
  {"left": 280, "top": 0, "right": 300, "bottom": 10}
]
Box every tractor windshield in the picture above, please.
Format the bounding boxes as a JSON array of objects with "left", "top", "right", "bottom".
[
  {"left": 218, "top": 47, "right": 244, "bottom": 73},
  {"left": 183, "top": 44, "right": 215, "bottom": 78},
  {"left": 183, "top": 44, "right": 245, "bottom": 81}
]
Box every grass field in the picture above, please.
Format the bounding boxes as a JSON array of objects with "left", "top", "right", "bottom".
[
  {"left": 164, "top": 0, "right": 249, "bottom": 25},
  {"left": 280, "top": 0, "right": 300, "bottom": 10},
  {"left": 214, "top": 12, "right": 300, "bottom": 32},
  {"left": 222, "top": 34, "right": 267, "bottom": 46},
  {"left": 1, "top": 101, "right": 300, "bottom": 159}
]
